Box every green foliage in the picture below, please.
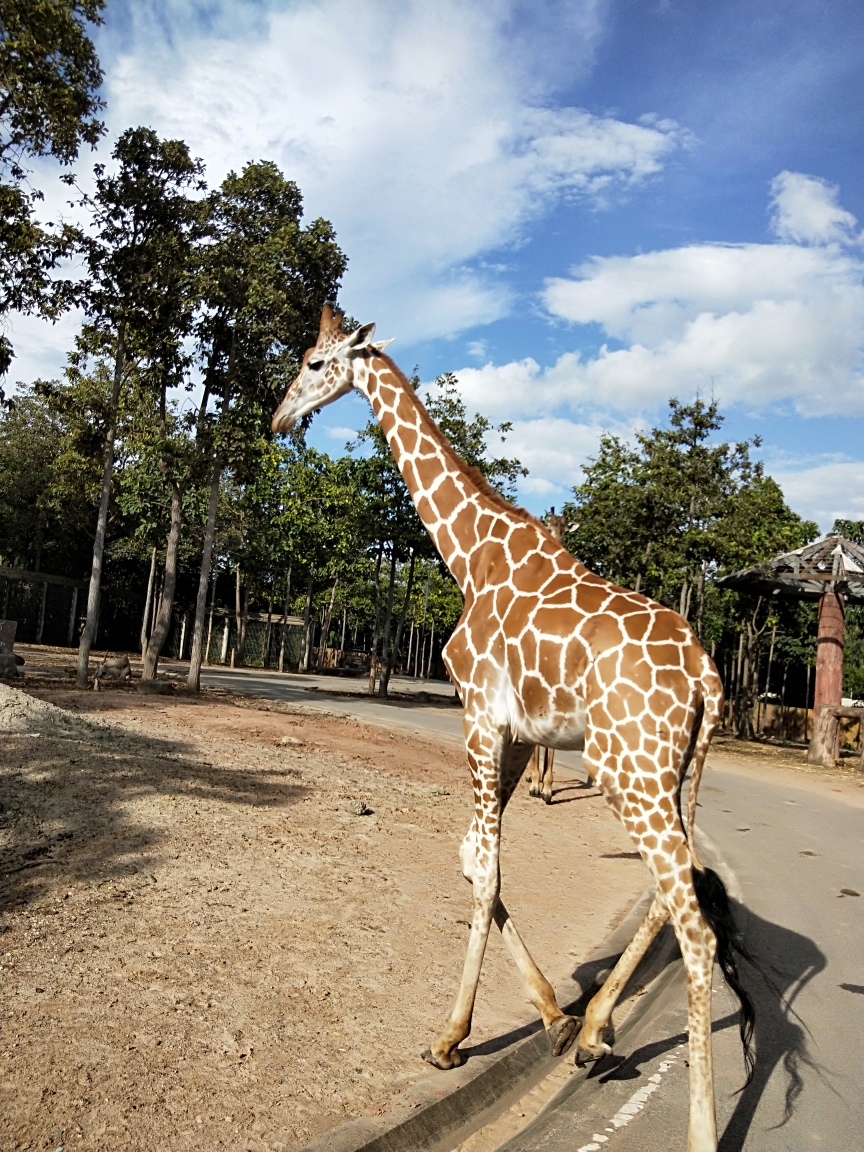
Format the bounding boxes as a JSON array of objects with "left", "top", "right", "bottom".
[
  {"left": 562, "top": 398, "right": 817, "bottom": 635},
  {"left": 0, "top": 0, "right": 105, "bottom": 375},
  {"left": 0, "top": 377, "right": 103, "bottom": 572},
  {"left": 0, "top": 0, "right": 105, "bottom": 167},
  {"left": 196, "top": 160, "right": 347, "bottom": 470}
]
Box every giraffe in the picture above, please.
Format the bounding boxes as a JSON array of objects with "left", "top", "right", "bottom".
[
  {"left": 527, "top": 508, "right": 573, "bottom": 803},
  {"left": 272, "top": 305, "right": 755, "bottom": 1152}
]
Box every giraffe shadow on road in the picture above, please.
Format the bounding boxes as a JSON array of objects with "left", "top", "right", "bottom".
[{"left": 717, "top": 901, "right": 829, "bottom": 1152}]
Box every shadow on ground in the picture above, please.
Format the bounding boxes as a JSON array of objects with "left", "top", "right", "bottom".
[{"left": 1, "top": 697, "right": 309, "bottom": 912}]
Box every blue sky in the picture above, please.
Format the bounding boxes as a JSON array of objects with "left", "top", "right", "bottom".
[{"left": 8, "top": 0, "right": 863, "bottom": 530}]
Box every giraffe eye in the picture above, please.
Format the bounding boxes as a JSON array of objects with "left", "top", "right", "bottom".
[{"left": 309, "top": 359, "right": 325, "bottom": 372}]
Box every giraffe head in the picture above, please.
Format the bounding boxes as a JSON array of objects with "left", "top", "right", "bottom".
[{"left": 272, "top": 302, "right": 392, "bottom": 432}]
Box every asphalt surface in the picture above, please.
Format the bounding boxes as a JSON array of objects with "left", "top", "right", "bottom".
[{"left": 499, "top": 769, "right": 864, "bottom": 1152}]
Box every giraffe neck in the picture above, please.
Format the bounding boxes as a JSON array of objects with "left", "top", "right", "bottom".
[{"left": 356, "top": 354, "right": 525, "bottom": 591}]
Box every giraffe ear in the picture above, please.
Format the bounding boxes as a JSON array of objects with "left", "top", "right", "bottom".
[
  {"left": 345, "top": 322, "right": 376, "bottom": 348},
  {"left": 372, "top": 338, "right": 394, "bottom": 352}
]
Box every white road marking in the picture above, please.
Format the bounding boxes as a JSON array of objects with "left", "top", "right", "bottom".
[{"left": 574, "top": 1045, "right": 686, "bottom": 1151}]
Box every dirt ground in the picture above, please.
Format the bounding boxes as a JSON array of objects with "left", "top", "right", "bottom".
[{"left": 1, "top": 680, "right": 647, "bottom": 1152}]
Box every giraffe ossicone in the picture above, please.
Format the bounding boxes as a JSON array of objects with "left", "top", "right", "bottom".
[{"left": 273, "top": 304, "right": 756, "bottom": 1152}]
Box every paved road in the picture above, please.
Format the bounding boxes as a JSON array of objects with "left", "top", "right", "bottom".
[
  {"left": 499, "top": 768, "right": 864, "bottom": 1152},
  {"left": 195, "top": 664, "right": 592, "bottom": 776}
]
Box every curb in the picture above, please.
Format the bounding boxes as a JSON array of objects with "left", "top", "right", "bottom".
[{"left": 297, "top": 886, "right": 680, "bottom": 1152}]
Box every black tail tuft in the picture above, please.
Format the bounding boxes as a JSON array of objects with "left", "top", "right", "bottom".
[{"left": 692, "top": 865, "right": 756, "bottom": 1085}]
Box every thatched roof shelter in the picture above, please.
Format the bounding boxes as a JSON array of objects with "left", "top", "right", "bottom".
[
  {"left": 717, "top": 534, "right": 863, "bottom": 766},
  {"left": 717, "top": 535, "right": 864, "bottom": 604}
]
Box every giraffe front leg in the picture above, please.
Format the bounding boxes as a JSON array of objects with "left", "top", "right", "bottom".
[
  {"left": 422, "top": 821, "right": 499, "bottom": 1069},
  {"left": 528, "top": 746, "right": 541, "bottom": 797},
  {"left": 540, "top": 747, "right": 554, "bottom": 805}
]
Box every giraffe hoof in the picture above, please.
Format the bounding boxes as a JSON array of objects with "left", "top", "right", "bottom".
[
  {"left": 547, "top": 1015, "right": 582, "bottom": 1057},
  {"left": 421, "top": 1046, "right": 464, "bottom": 1070},
  {"left": 542, "top": 793, "right": 553, "bottom": 805},
  {"left": 528, "top": 785, "right": 540, "bottom": 797},
  {"left": 575, "top": 1040, "right": 613, "bottom": 1066}
]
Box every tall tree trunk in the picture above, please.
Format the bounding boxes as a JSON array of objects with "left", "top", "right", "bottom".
[
  {"left": 142, "top": 483, "right": 183, "bottom": 680},
  {"left": 377, "top": 550, "right": 398, "bottom": 697},
  {"left": 383, "top": 550, "right": 416, "bottom": 694},
  {"left": 77, "top": 322, "right": 126, "bottom": 686},
  {"left": 316, "top": 578, "right": 338, "bottom": 669},
  {"left": 695, "top": 560, "right": 707, "bottom": 641},
  {"left": 425, "top": 618, "right": 435, "bottom": 678},
  {"left": 340, "top": 604, "right": 347, "bottom": 654},
  {"left": 234, "top": 566, "right": 249, "bottom": 666},
  {"left": 300, "top": 571, "right": 314, "bottom": 671},
  {"left": 367, "top": 543, "right": 384, "bottom": 694},
  {"left": 140, "top": 546, "right": 157, "bottom": 655},
  {"left": 264, "top": 587, "right": 274, "bottom": 668},
  {"left": 278, "top": 563, "right": 292, "bottom": 672},
  {"left": 415, "top": 565, "right": 430, "bottom": 678},
  {"left": 678, "top": 576, "right": 689, "bottom": 619},
  {"left": 33, "top": 508, "right": 45, "bottom": 573},
  {"left": 204, "top": 578, "right": 215, "bottom": 667},
  {"left": 187, "top": 458, "right": 221, "bottom": 691}
]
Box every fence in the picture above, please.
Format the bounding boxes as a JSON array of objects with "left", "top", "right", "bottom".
[
  {"left": 757, "top": 701, "right": 862, "bottom": 752},
  {"left": 0, "top": 568, "right": 87, "bottom": 646},
  {"left": 161, "top": 610, "right": 306, "bottom": 670}
]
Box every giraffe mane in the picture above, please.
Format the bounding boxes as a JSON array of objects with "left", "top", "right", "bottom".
[{"left": 375, "top": 351, "right": 558, "bottom": 546}]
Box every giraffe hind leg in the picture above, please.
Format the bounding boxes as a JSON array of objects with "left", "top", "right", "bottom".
[{"left": 576, "top": 890, "right": 669, "bottom": 1063}]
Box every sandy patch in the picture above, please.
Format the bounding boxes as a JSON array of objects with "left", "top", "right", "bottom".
[{"left": 1, "top": 684, "right": 643, "bottom": 1152}]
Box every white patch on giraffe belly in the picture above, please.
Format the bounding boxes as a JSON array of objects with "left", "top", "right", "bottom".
[{"left": 512, "top": 698, "right": 588, "bottom": 750}]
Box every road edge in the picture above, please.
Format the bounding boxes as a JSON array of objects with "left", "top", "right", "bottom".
[{"left": 294, "top": 885, "right": 680, "bottom": 1152}]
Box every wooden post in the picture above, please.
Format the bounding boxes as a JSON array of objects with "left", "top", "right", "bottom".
[
  {"left": 36, "top": 580, "right": 48, "bottom": 644},
  {"left": 808, "top": 590, "right": 845, "bottom": 765},
  {"left": 813, "top": 590, "right": 844, "bottom": 711},
  {"left": 67, "top": 585, "right": 79, "bottom": 645}
]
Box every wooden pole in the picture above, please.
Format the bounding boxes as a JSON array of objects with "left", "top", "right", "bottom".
[
  {"left": 67, "top": 585, "right": 79, "bottom": 645},
  {"left": 808, "top": 590, "right": 845, "bottom": 764},
  {"left": 36, "top": 580, "right": 48, "bottom": 644}
]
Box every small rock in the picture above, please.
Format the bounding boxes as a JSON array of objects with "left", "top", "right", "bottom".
[
  {"left": 279, "top": 735, "right": 305, "bottom": 746},
  {"left": 348, "top": 799, "right": 373, "bottom": 816}
]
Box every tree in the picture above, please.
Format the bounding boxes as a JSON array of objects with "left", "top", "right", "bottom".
[
  {"left": 561, "top": 398, "right": 818, "bottom": 736},
  {"left": 0, "top": 0, "right": 105, "bottom": 376},
  {"left": 184, "top": 162, "right": 347, "bottom": 689},
  {"left": 0, "top": 377, "right": 102, "bottom": 573},
  {"left": 73, "top": 127, "right": 206, "bottom": 685}
]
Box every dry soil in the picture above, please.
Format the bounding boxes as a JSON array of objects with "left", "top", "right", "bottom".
[{"left": 1, "top": 681, "right": 646, "bottom": 1152}]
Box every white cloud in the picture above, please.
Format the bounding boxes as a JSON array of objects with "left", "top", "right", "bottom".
[
  {"left": 533, "top": 175, "right": 863, "bottom": 417},
  {"left": 5, "top": 0, "right": 685, "bottom": 389},
  {"left": 506, "top": 416, "right": 628, "bottom": 495},
  {"left": 769, "top": 460, "right": 864, "bottom": 532},
  {"left": 94, "top": 1, "right": 679, "bottom": 344},
  {"left": 769, "top": 171, "right": 861, "bottom": 246}
]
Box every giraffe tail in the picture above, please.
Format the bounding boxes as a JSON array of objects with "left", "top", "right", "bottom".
[{"left": 685, "top": 666, "right": 757, "bottom": 1086}]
